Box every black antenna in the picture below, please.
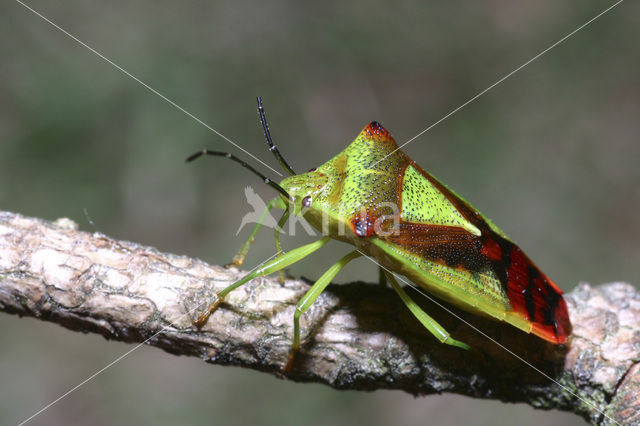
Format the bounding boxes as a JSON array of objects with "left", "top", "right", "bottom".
[
  {"left": 257, "top": 97, "right": 296, "bottom": 176},
  {"left": 186, "top": 150, "right": 291, "bottom": 199}
]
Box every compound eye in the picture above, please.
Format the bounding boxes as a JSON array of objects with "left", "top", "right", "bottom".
[{"left": 302, "top": 196, "right": 312, "bottom": 208}]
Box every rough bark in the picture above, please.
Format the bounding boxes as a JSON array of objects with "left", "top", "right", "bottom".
[{"left": 0, "top": 211, "right": 637, "bottom": 425}]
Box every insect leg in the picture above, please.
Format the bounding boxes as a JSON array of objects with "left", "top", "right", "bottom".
[
  {"left": 194, "top": 236, "right": 331, "bottom": 329},
  {"left": 284, "top": 250, "right": 363, "bottom": 372},
  {"left": 229, "top": 197, "right": 287, "bottom": 267},
  {"left": 378, "top": 266, "right": 387, "bottom": 287},
  {"left": 385, "top": 272, "right": 471, "bottom": 350},
  {"left": 274, "top": 206, "right": 291, "bottom": 284}
]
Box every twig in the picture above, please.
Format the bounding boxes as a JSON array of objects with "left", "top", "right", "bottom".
[{"left": 0, "top": 211, "right": 637, "bottom": 425}]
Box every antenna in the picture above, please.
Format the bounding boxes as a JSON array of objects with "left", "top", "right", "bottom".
[
  {"left": 257, "top": 97, "right": 296, "bottom": 176},
  {"left": 186, "top": 150, "right": 291, "bottom": 199}
]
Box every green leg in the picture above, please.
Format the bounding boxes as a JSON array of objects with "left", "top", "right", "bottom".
[
  {"left": 274, "top": 207, "right": 291, "bottom": 284},
  {"left": 284, "top": 250, "right": 362, "bottom": 372},
  {"left": 195, "top": 236, "right": 331, "bottom": 328},
  {"left": 229, "top": 197, "right": 286, "bottom": 267},
  {"left": 378, "top": 266, "right": 387, "bottom": 287},
  {"left": 385, "top": 272, "right": 471, "bottom": 350}
]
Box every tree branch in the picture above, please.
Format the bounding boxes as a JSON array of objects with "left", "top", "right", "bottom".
[{"left": 0, "top": 211, "right": 638, "bottom": 425}]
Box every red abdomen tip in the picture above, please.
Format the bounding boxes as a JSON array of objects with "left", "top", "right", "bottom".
[{"left": 504, "top": 244, "right": 571, "bottom": 344}]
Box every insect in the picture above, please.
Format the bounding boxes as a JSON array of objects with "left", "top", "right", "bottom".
[{"left": 187, "top": 97, "right": 571, "bottom": 370}]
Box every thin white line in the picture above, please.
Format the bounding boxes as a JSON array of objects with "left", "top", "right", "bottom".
[
  {"left": 13, "top": 0, "right": 624, "bottom": 422},
  {"left": 17, "top": 252, "right": 279, "bottom": 425},
  {"left": 14, "top": 0, "right": 283, "bottom": 177},
  {"left": 17, "top": 338, "right": 154, "bottom": 426},
  {"left": 359, "top": 251, "right": 621, "bottom": 426},
  {"left": 373, "top": 0, "right": 624, "bottom": 167}
]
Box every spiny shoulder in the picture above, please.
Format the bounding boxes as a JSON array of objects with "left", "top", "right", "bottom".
[{"left": 340, "top": 122, "right": 407, "bottom": 174}]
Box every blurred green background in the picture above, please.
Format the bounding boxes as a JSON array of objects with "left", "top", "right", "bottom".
[{"left": 1, "top": 1, "right": 638, "bottom": 425}]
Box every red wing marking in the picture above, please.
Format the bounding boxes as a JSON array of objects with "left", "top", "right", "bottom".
[
  {"left": 481, "top": 237, "right": 503, "bottom": 261},
  {"left": 484, "top": 237, "right": 571, "bottom": 344}
]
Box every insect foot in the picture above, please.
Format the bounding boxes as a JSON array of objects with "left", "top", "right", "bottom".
[
  {"left": 282, "top": 347, "right": 298, "bottom": 374},
  {"left": 193, "top": 294, "right": 224, "bottom": 329},
  {"left": 224, "top": 258, "right": 243, "bottom": 269}
]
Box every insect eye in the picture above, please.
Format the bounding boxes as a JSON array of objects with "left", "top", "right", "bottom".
[{"left": 302, "top": 196, "right": 312, "bottom": 208}]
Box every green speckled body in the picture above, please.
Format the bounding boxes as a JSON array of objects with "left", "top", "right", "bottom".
[
  {"left": 279, "top": 122, "right": 570, "bottom": 343},
  {"left": 189, "top": 115, "right": 570, "bottom": 361}
]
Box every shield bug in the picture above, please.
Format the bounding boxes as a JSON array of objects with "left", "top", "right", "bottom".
[{"left": 187, "top": 98, "right": 571, "bottom": 370}]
